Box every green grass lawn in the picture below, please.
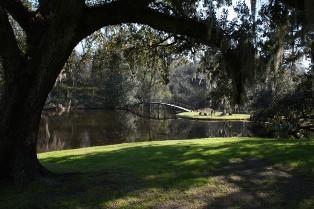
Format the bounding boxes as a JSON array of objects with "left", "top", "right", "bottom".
[
  {"left": 178, "top": 111, "right": 251, "bottom": 121},
  {"left": 1, "top": 137, "right": 314, "bottom": 209}
]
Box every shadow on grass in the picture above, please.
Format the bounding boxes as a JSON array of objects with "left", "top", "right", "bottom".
[{"left": 1, "top": 139, "right": 314, "bottom": 209}]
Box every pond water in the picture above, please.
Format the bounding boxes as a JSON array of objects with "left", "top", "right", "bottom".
[{"left": 37, "top": 110, "right": 253, "bottom": 153}]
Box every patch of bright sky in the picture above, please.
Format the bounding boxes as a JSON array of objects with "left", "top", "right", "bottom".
[{"left": 216, "top": 0, "right": 265, "bottom": 20}]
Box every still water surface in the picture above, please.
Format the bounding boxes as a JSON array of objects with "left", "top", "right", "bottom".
[{"left": 37, "top": 110, "right": 252, "bottom": 153}]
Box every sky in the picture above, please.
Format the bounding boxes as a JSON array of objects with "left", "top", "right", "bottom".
[{"left": 217, "top": 0, "right": 264, "bottom": 20}]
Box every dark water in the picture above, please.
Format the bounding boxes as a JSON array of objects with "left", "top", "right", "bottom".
[{"left": 37, "top": 110, "right": 252, "bottom": 153}]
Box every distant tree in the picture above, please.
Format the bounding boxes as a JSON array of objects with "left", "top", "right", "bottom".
[
  {"left": 92, "top": 46, "right": 134, "bottom": 108},
  {"left": 169, "top": 63, "right": 210, "bottom": 108}
]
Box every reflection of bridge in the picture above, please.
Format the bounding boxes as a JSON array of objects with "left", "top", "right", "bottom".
[{"left": 123, "top": 101, "right": 193, "bottom": 119}]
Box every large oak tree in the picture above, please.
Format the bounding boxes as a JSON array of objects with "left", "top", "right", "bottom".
[
  {"left": 0, "top": 0, "right": 312, "bottom": 184},
  {"left": 0, "top": 0, "right": 228, "bottom": 184}
]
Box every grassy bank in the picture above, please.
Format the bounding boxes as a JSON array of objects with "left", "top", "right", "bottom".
[
  {"left": 177, "top": 111, "right": 251, "bottom": 121},
  {"left": 1, "top": 137, "right": 314, "bottom": 209}
]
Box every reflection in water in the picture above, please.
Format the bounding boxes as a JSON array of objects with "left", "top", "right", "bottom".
[{"left": 37, "top": 110, "right": 253, "bottom": 153}]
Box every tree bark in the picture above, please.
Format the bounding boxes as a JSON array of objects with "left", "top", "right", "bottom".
[
  {"left": 0, "top": 80, "right": 45, "bottom": 182},
  {"left": 0, "top": 55, "right": 77, "bottom": 184}
]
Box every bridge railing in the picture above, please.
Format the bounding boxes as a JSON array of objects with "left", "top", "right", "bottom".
[
  {"left": 120, "top": 100, "right": 196, "bottom": 114},
  {"left": 142, "top": 100, "right": 195, "bottom": 111}
]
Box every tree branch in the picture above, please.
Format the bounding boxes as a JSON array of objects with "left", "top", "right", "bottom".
[
  {"left": 120, "top": 0, "right": 156, "bottom": 6},
  {"left": 83, "top": 5, "right": 226, "bottom": 49},
  {"left": 83, "top": 1, "right": 152, "bottom": 35},
  {"left": 0, "top": 7, "right": 23, "bottom": 79},
  {"left": 0, "top": 0, "right": 35, "bottom": 33},
  {"left": 131, "top": 8, "right": 226, "bottom": 49}
]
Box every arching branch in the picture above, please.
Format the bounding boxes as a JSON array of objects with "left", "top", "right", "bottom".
[
  {"left": 83, "top": 4, "right": 226, "bottom": 49},
  {"left": 120, "top": 0, "right": 156, "bottom": 6},
  {"left": 129, "top": 8, "right": 226, "bottom": 49}
]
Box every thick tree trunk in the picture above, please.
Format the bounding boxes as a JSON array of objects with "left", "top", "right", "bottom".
[
  {"left": 0, "top": 80, "right": 50, "bottom": 183},
  {"left": 0, "top": 43, "right": 78, "bottom": 184},
  {"left": 0, "top": 1, "right": 86, "bottom": 184}
]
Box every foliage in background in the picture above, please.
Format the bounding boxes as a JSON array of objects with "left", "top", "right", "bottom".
[{"left": 252, "top": 72, "right": 313, "bottom": 138}]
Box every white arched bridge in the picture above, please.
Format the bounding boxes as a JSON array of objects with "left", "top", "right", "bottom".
[{"left": 123, "top": 101, "right": 193, "bottom": 119}]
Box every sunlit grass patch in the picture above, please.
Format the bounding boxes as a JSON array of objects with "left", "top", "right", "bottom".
[{"left": 177, "top": 111, "right": 251, "bottom": 121}]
